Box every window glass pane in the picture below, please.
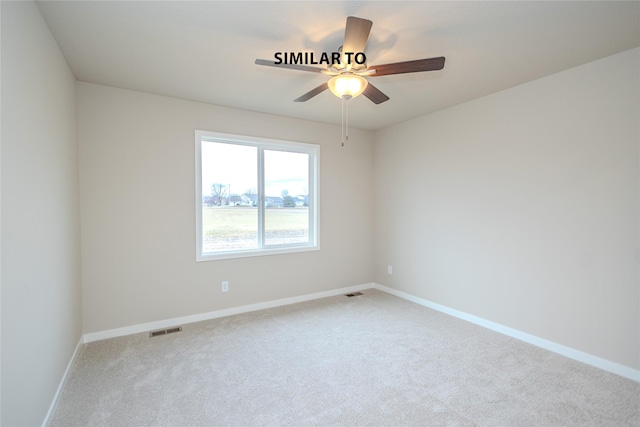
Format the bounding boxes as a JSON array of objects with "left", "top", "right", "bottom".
[
  {"left": 201, "top": 141, "right": 258, "bottom": 252},
  {"left": 196, "top": 130, "right": 318, "bottom": 261},
  {"left": 264, "top": 150, "right": 309, "bottom": 246}
]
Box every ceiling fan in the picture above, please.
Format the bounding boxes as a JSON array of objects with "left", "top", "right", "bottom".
[{"left": 254, "top": 16, "right": 446, "bottom": 105}]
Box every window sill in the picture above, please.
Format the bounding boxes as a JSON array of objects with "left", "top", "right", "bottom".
[{"left": 196, "top": 244, "right": 319, "bottom": 262}]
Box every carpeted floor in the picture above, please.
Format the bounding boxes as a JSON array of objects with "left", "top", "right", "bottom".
[{"left": 51, "top": 289, "right": 639, "bottom": 426}]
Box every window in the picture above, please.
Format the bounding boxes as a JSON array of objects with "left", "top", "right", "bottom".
[{"left": 195, "top": 130, "right": 319, "bottom": 261}]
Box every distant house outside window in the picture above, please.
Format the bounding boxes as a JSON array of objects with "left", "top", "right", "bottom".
[{"left": 195, "top": 130, "right": 319, "bottom": 261}]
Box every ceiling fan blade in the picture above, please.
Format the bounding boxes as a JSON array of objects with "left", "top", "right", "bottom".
[
  {"left": 255, "top": 59, "right": 324, "bottom": 73},
  {"left": 370, "top": 57, "right": 445, "bottom": 77},
  {"left": 342, "top": 17, "right": 372, "bottom": 68},
  {"left": 362, "top": 82, "right": 390, "bottom": 104},
  {"left": 294, "top": 82, "right": 329, "bottom": 102}
]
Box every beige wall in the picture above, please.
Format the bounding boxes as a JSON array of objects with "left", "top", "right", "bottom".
[
  {"left": 374, "top": 48, "right": 640, "bottom": 370},
  {"left": 1, "top": 1, "right": 82, "bottom": 425},
  {"left": 77, "top": 82, "right": 375, "bottom": 334}
]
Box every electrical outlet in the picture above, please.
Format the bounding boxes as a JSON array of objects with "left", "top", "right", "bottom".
[
  {"left": 221, "top": 281, "right": 229, "bottom": 292},
  {"left": 387, "top": 266, "right": 393, "bottom": 275}
]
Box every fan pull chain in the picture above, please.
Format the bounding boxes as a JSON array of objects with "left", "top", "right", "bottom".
[
  {"left": 341, "top": 96, "right": 349, "bottom": 147},
  {"left": 341, "top": 97, "right": 345, "bottom": 146},
  {"left": 346, "top": 98, "right": 349, "bottom": 143}
]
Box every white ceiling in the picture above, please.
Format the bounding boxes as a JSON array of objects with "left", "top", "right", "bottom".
[{"left": 37, "top": 1, "right": 640, "bottom": 131}]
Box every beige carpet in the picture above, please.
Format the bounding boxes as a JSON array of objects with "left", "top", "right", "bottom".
[{"left": 51, "top": 289, "right": 639, "bottom": 426}]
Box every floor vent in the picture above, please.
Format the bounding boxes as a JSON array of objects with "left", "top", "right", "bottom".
[
  {"left": 149, "top": 327, "right": 182, "bottom": 338},
  {"left": 345, "top": 292, "right": 364, "bottom": 297}
]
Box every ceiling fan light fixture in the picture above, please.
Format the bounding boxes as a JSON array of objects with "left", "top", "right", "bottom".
[{"left": 328, "top": 74, "right": 368, "bottom": 99}]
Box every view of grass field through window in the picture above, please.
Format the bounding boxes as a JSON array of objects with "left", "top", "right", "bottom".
[{"left": 202, "top": 206, "right": 309, "bottom": 252}]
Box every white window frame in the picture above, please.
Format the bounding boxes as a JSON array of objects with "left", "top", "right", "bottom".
[{"left": 195, "top": 130, "right": 320, "bottom": 261}]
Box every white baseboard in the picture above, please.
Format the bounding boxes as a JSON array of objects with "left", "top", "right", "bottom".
[
  {"left": 82, "top": 281, "right": 639, "bottom": 382},
  {"left": 83, "top": 283, "right": 374, "bottom": 343},
  {"left": 373, "top": 283, "right": 640, "bottom": 383},
  {"left": 42, "top": 336, "right": 84, "bottom": 427}
]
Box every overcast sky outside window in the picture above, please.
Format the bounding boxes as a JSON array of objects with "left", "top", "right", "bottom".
[{"left": 201, "top": 141, "right": 308, "bottom": 198}]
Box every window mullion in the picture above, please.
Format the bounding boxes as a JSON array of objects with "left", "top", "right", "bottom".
[
  {"left": 308, "top": 153, "right": 314, "bottom": 245},
  {"left": 257, "top": 147, "right": 265, "bottom": 249}
]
